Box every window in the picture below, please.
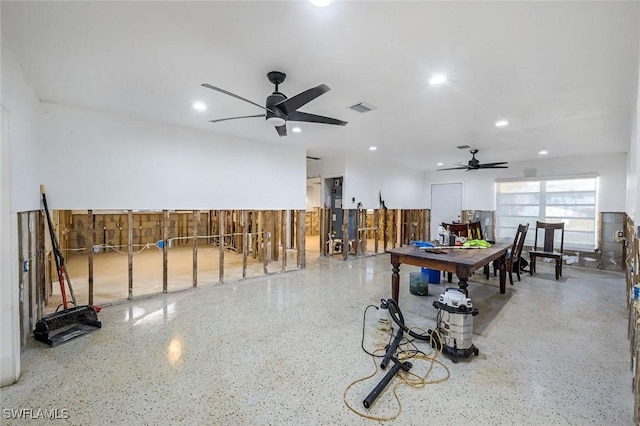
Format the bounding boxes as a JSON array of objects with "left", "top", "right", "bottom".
[{"left": 496, "top": 175, "right": 597, "bottom": 250}]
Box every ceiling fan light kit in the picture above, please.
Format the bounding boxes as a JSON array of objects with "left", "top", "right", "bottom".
[
  {"left": 202, "top": 71, "right": 347, "bottom": 137},
  {"left": 438, "top": 148, "right": 509, "bottom": 171},
  {"left": 266, "top": 116, "right": 286, "bottom": 127}
]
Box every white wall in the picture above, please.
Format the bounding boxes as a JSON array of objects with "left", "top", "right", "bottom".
[
  {"left": 307, "top": 155, "right": 426, "bottom": 209},
  {"left": 628, "top": 15, "right": 640, "bottom": 223},
  {"left": 39, "top": 103, "right": 306, "bottom": 210},
  {"left": 424, "top": 171, "right": 496, "bottom": 211},
  {"left": 306, "top": 178, "right": 322, "bottom": 211},
  {"left": 343, "top": 157, "right": 425, "bottom": 209},
  {"left": 424, "top": 152, "right": 628, "bottom": 212},
  {"left": 627, "top": 101, "right": 638, "bottom": 222},
  {"left": 0, "top": 37, "right": 41, "bottom": 386},
  {"left": 306, "top": 156, "right": 345, "bottom": 180},
  {"left": 2, "top": 38, "right": 41, "bottom": 212}
]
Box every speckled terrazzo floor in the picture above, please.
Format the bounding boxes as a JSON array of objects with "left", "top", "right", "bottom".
[{"left": 1, "top": 254, "right": 633, "bottom": 425}]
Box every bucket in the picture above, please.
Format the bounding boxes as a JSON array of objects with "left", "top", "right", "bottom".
[
  {"left": 410, "top": 272, "right": 429, "bottom": 296},
  {"left": 422, "top": 267, "right": 441, "bottom": 284}
]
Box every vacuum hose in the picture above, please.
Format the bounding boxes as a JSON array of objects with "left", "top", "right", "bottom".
[
  {"left": 380, "top": 327, "right": 403, "bottom": 370},
  {"left": 362, "top": 299, "right": 426, "bottom": 410},
  {"left": 384, "top": 298, "right": 433, "bottom": 342},
  {"left": 363, "top": 357, "right": 412, "bottom": 409}
]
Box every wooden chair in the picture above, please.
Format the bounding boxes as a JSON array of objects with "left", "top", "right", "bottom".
[
  {"left": 462, "top": 220, "right": 499, "bottom": 279},
  {"left": 442, "top": 221, "right": 490, "bottom": 281},
  {"left": 443, "top": 222, "right": 469, "bottom": 238},
  {"left": 529, "top": 221, "right": 565, "bottom": 280},
  {"left": 441, "top": 222, "right": 468, "bottom": 282},
  {"left": 493, "top": 223, "right": 529, "bottom": 285},
  {"left": 467, "top": 221, "right": 483, "bottom": 240},
  {"left": 443, "top": 221, "right": 484, "bottom": 240}
]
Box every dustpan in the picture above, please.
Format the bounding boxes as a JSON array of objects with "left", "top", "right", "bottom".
[{"left": 34, "top": 306, "right": 101, "bottom": 346}]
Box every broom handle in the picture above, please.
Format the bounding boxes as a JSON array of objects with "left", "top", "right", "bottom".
[
  {"left": 41, "top": 185, "right": 76, "bottom": 307},
  {"left": 427, "top": 245, "right": 488, "bottom": 249},
  {"left": 62, "top": 266, "right": 77, "bottom": 306}
]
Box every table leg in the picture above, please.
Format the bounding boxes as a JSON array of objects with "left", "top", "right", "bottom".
[
  {"left": 455, "top": 267, "right": 470, "bottom": 296},
  {"left": 499, "top": 254, "right": 507, "bottom": 294},
  {"left": 391, "top": 257, "right": 400, "bottom": 303},
  {"left": 457, "top": 277, "right": 469, "bottom": 296}
]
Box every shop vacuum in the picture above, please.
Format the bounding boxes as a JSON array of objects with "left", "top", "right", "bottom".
[
  {"left": 432, "top": 288, "right": 479, "bottom": 363},
  {"left": 363, "top": 289, "right": 479, "bottom": 409},
  {"left": 33, "top": 186, "right": 101, "bottom": 347}
]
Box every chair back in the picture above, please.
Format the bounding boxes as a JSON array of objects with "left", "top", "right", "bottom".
[
  {"left": 442, "top": 222, "right": 469, "bottom": 237},
  {"left": 512, "top": 223, "right": 529, "bottom": 260},
  {"left": 533, "top": 221, "right": 565, "bottom": 253},
  {"left": 468, "top": 221, "right": 484, "bottom": 240}
]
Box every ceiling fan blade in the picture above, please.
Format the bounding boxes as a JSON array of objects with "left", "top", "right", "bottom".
[
  {"left": 275, "top": 84, "right": 330, "bottom": 113},
  {"left": 287, "top": 111, "right": 348, "bottom": 126},
  {"left": 202, "top": 83, "right": 274, "bottom": 113},
  {"left": 437, "top": 166, "right": 471, "bottom": 171},
  {"left": 478, "top": 162, "right": 509, "bottom": 167},
  {"left": 478, "top": 165, "right": 509, "bottom": 169},
  {"left": 275, "top": 125, "right": 287, "bottom": 137},
  {"left": 208, "top": 114, "right": 265, "bottom": 124}
]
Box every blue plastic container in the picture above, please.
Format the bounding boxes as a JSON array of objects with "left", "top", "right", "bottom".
[
  {"left": 422, "top": 267, "right": 441, "bottom": 284},
  {"left": 411, "top": 240, "right": 434, "bottom": 249}
]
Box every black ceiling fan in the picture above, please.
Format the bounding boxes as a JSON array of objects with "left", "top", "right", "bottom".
[
  {"left": 201, "top": 71, "right": 348, "bottom": 137},
  {"left": 438, "top": 149, "right": 509, "bottom": 171}
]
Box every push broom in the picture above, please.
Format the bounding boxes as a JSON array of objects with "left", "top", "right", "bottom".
[{"left": 33, "top": 185, "right": 101, "bottom": 347}]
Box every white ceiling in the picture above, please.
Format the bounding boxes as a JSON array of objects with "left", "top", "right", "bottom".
[{"left": 2, "top": 1, "right": 638, "bottom": 171}]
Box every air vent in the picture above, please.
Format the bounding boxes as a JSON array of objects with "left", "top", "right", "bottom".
[
  {"left": 457, "top": 145, "right": 471, "bottom": 150},
  {"left": 349, "top": 102, "right": 376, "bottom": 113}
]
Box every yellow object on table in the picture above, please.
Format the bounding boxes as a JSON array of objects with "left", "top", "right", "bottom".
[{"left": 462, "top": 239, "right": 492, "bottom": 248}]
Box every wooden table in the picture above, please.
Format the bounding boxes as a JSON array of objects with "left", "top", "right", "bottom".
[{"left": 386, "top": 244, "right": 510, "bottom": 302}]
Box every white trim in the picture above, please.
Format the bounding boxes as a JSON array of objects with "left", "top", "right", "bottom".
[{"left": 496, "top": 173, "right": 599, "bottom": 183}]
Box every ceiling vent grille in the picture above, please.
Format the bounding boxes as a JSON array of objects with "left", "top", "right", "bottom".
[{"left": 349, "top": 102, "right": 376, "bottom": 113}]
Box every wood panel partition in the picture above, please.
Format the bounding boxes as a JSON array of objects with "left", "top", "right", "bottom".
[{"left": 19, "top": 209, "right": 305, "bottom": 336}]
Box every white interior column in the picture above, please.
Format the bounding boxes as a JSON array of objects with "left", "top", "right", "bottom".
[{"left": 1, "top": 106, "right": 21, "bottom": 387}]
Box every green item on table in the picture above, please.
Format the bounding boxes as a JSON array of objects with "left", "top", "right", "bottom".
[{"left": 463, "top": 239, "right": 492, "bottom": 248}]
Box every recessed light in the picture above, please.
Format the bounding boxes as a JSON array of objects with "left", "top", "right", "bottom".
[
  {"left": 310, "top": 0, "right": 331, "bottom": 7},
  {"left": 437, "top": 162, "right": 444, "bottom": 166},
  {"left": 495, "top": 119, "right": 509, "bottom": 128},
  {"left": 429, "top": 74, "right": 447, "bottom": 85},
  {"left": 193, "top": 102, "right": 207, "bottom": 111},
  {"left": 292, "top": 127, "right": 302, "bottom": 133},
  {"left": 539, "top": 150, "right": 548, "bottom": 155},
  {"left": 369, "top": 146, "right": 377, "bottom": 151}
]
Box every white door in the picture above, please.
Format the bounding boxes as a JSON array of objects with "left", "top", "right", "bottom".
[{"left": 430, "top": 183, "right": 462, "bottom": 242}]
